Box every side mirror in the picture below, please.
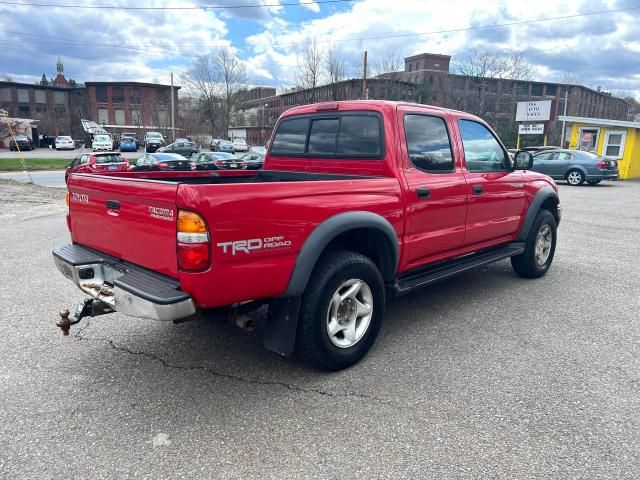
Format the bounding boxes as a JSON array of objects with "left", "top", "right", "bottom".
[{"left": 514, "top": 150, "right": 534, "bottom": 170}]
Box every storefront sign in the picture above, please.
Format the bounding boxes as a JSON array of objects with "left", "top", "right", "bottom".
[
  {"left": 518, "top": 123, "right": 545, "bottom": 135},
  {"left": 516, "top": 100, "right": 553, "bottom": 122}
]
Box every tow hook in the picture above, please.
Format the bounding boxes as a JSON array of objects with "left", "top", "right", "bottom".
[{"left": 56, "top": 298, "right": 114, "bottom": 336}]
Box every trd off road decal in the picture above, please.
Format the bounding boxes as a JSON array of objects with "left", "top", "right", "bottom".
[{"left": 217, "top": 236, "right": 292, "bottom": 255}]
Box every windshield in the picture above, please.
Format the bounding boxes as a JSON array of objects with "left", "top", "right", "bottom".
[
  {"left": 121, "top": 137, "right": 134, "bottom": 142},
  {"left": 95, "top": 135, "right": 111, "bottom": 142},
  {"left": 203, "top": 152, "right": 234, "bottom": 161},
  {"left": 96, "top": 154, "right": 126, "bottom": 164},
  {"left": 57, "top": 136, "right": 71, "bottom": 140},
  {"left": 147, "top": 132, "right": 163, "bottom": 138},
  {"left": 220, "top": 141, "right": 233, "bottom": 147}
]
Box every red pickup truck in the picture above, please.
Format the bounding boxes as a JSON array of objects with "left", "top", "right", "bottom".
[{"left": 54, "top": 100, "right": 561, "bottom": 370}]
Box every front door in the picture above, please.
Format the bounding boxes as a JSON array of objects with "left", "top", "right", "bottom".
[
  {"left": 458, "top": 119, "right": 527, "bottom": 247},
  {"left": 545, "top": 151, "right": 573, "bottom": 178},
  {"left": 399, "top": 109, "right": 468, "bottom": 270}
]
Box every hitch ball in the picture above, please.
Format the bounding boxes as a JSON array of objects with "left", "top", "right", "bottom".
[{"left": 57, "top": 309, "right": 71, "bottom": 336}]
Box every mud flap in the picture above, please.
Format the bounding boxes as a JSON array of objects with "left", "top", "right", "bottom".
[{"left": 263, "top": 297, "right": 301, "bottom": 357}]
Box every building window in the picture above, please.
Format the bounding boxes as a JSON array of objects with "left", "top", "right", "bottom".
[
  {"left": 35, "top": 90, "right": 46, "bottom": 104},
  {"left": 112, "top": 87, "right": 124, "bottom": 103},
  {"left": 0, "top": 88, "right": 10, "bottom": 101},
  {"left": 408, "top": 63, "right": 413, "bottom": 72},
  {"left": 131, "top": 109, "right": 141, "bottom": 125},
  {"left": 130, "top": 88, "right": 141, "bottom": 104},
  {"left": 545, "top": 85, "right": 557, "bottom": 96},
  {"left": 531, "top": 84, "right": 543, "bottom": 96},
  {"left": 578, "top": 127, "right": 599, "bottom": 153},
  {"left": 17, "top": 89, "right": 29, "bottom": 103},
  {"left": 114, "top": 109, "right": 125, "bottom": 125},
  {"left": 54, "top": 91, "right": 65, "bottom": 105},
  {"left": 95, "top": 86, "right": 107, "bottom": 103},
  {"left": 603, "top": 131, "right": 626, "bottom": 159},
  {"left": 157, "top": 90, "right": 170, "bottom": 105},
  {"left": 98, "top": 108, "right": 108, "bottom": 125},
  {"left": 18, "top": 106, "right": 31, "bottom": 117}
]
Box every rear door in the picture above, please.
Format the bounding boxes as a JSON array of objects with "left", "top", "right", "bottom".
[
  {"left": 67, "top": 175, "right": 180, "bottom": 278},
  {"left": 458, "top": 119, "right": 527, "bottom": 247},
  {"left": 530, "top": 152, "right": 554, "bottom": 175},
  {"left": 545, "top": 152, "right": 572, "bottom": 178},
  {"left": 399, "top": 107, "right": 468, "bottom": 268}
]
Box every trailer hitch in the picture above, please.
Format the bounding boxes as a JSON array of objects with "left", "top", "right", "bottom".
[{"left": 57, "top": 298, "right": 114, "bottom": 336}]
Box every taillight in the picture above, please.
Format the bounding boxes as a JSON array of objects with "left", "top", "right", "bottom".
[
  {"left": 157, "top": 162, "right": 169, "bottom": 169},
  {"left": 596, "top": 161, "right": 607, "bottom": 169},
  {"left": 190, "top": 162, "right": 196, "bottom": 170},
  {"left": 177, "top": 210, "right": 210, "bottom": 271}
]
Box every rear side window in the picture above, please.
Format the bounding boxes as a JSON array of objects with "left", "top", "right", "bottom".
[
  {"left": 404, "top": 114, "right": 454, "bottom": 172},
  {"left": 271, "top": 118, "right": 309, "bottom": 154},
  {"left": 270, "top": 113, "right": 383, "bottom": 158}
]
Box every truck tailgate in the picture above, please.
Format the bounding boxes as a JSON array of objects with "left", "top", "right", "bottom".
[{"left": 67, "top": 174, "right": 179, "bottom": 278}]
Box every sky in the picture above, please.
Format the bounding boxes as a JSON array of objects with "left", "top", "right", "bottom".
[{"left": 0, "top": 0, "right": 638, "bottom": 99}]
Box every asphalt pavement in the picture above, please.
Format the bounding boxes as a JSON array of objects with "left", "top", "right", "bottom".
[
  {"left": 0, "top": 170, "right": 66, "bottom": 188},
  {"left": 0, "top": 179, "right": 639, "bottom": 479}
]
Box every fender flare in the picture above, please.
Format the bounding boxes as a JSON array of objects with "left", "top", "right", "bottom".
[
  {"left": 283, "top": 211, "right": 399, "bottom": 298},
  {"left": 517, "top": 187, "right": 559, "bottom": 241}
]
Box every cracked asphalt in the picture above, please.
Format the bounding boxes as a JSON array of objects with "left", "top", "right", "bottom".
[{"left": 1, "top": 179, "right": 639, "bottom": 479}]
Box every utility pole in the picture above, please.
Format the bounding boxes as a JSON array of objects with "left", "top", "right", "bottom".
[
  {"left": 361, "top": 51, "right": 368, "bottom": 100},
  {"left": 559, "top": 89, "right": 569, "bottom": 148},
  {"left": 170, "top": 71, "right": 175, "bottom": 142}
]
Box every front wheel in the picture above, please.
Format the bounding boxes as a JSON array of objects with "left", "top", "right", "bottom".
[
  {"left": 566, "top": 169, "right": 585, "bottom": 186},
  {"left": 296, "top": 250, "right": 385, "bottom": 370},
  {"left": 511, "top": 209, "right": 557, "bottom": 278}
]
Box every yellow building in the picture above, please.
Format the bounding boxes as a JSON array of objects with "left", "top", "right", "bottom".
[{"left": 558, "top": 116, "right": 640, "bottom": 180}]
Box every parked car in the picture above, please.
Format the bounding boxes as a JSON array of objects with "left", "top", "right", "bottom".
[
  {"left": 65, "top": 152, "right": 130, "bottom": 182},
  {"left": 531, "top": 149, "right": 618, "bottom": 185},
  {"left": 232, "top": 138, "right": 248, "bottom": 152},
  {"left": 249, "top": 145, "right": 267, "bottom": 155},
  {"left": 92, "top": 134, "right": 114, "bottom": 152},
  {"left": 119, "top": 136, "right": 138, "bottom": 152},
  {"left": 56, "top": 100, "right": 561, "bottom": 370},
  {"left": 131, "top": 153, "right": 193, "bottom": 171},
  {"left": 211, "top": 139, "right": 235, "bottom": 153},
  {"left": 8, "top": 134, "right": 34, "bottom": 151},
  {"left": 121, "top": 132, "right": 139, "bottom": 147},
  {"left": 192, "top": 152, "right": 244, "bottom": 170},
  {"left": 239, "top": 151, "right": 265, "bottom": 170},
  {"left": 144, "top": 132, "right": 165, "bottom": 153},
  {"left": 175, "top": 138, "right": 190, "bottom": 143},
  {"left": 54, "top": 136, "right": 75, "bottom": 150},
  {"left": 158, "top": 141, "right": 199, "bottom": 158}
]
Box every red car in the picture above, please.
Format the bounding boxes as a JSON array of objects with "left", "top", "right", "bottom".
[
  {"left": 55, "top": 100, "right": 561, "bottom": 370},
  {"left": 65, "top": 152, "right": 130, "bottom": 182}
]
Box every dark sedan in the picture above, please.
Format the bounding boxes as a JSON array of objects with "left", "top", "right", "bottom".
[
  {"left": 131, "top": 153, "right": 193, "bottom": 171},
  {"left": 239, "top": 151, "right": 265, "bottom": 170},
  {"left": 531, "top": 149, "right": 618, "bottom": 185},
  {"left": 192, "top": 152, "right": 245, "bottom": 170},
  {"left": 158, "top": 141, "right": 199, "bottom": 158},
  {"left": 9, "top": 134, "right": 34, "bottom": 151}
]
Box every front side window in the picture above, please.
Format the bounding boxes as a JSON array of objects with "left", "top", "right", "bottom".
[
  {"left": 459, "top": 120, "right": 508, "bottom": 172},
  {"left": 404, "top": 114, "right": 454, "bottom": 172}
]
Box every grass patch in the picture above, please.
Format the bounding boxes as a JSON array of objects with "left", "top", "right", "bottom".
[{"left": 0, "top": 158, "right": 70, "bottom": 171}]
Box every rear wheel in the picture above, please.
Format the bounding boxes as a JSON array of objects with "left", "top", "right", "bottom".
[
  {"left": 566, "top": 169, "right": 585, "bottom": 186},
  {"left": 587, "top": 179, "right": 601, "bottom": 185},
  {"left": 296, "top": 250, "right": 384, "bottom": 370},
  {"left": 511, "top": 209, "right": 557, "bottom": 278}
]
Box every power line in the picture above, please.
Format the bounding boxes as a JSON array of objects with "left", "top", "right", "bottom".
[
  {"left": 2, "top": 5, "right": 639, "bottom": 54},
  {"left": 0, "top": 0, "right": 354, "bottom": 10}
]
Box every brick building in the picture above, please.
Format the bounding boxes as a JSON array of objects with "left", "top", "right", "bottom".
[{"left": 85, "top": 81, "right": 179, "bottom": 132}]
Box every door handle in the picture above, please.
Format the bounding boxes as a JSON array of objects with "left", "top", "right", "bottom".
[
  {"left": 416, "top": 188, "right": 431, "bottom": 199},
  {"left": 472, "top": 185, "right": 484, "bottom": 195},
  {"left": 106, "top": 200, "right": 120, "bottom": 210}
]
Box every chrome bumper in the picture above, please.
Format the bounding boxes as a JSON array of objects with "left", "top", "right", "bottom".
[{"left": 53, "top": 245, "right": 196, "bottom": 321}]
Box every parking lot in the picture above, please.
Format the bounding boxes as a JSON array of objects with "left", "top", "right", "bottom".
[{"left": 1, "top": 179, "right": 639, "bottom": 479}]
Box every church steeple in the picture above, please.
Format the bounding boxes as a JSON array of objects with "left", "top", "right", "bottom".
[
  {"left": 52, "top": 56, "right": 70, "bottom": 88},
  {"left": 56, "top": 56, "right": 63, "bottom": 75}
]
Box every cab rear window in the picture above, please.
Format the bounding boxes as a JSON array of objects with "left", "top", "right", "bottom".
[
  {"left": 95, "top": 154, "right": 126, "bottom": 164},
  {"left": 270, "top": 113, "right": 383, "bottom": 159}
]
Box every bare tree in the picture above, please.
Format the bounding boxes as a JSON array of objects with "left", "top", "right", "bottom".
[
  {"left": 325, "top": 43, "right": 346, "bottom": 84},
  {"left": 182, "top": 48, "right": 247, "bottom": 138},
  {"left": 559, "top": 71, "right": 584, "bottom": 85},
  {"left": 454, "top": 49, "right": 537, "bottom": 81},
  {"left": 296, "top": 39, "right": 324, "bottom": 100}
]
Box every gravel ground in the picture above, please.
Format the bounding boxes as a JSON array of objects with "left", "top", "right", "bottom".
[{"left": 0, "top": 179, "right": 639, "bottom": 479}]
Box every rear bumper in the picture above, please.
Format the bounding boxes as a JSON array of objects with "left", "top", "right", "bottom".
[
  {"left": 587, "top": 172, "right": 618, "bottom": 180},
  {"left": 53, "top": 244, "right": 196, "bottom": 321}
]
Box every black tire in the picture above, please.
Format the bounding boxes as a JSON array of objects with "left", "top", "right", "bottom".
[
  {"left": 511, "top": 209, "right": 557, "bottom": 278},
  {"left": 296, "top": 250, "right": 385, "bottom": 370},
  {"left": 566, "top": 169, "right": 585, "bottom": 186},
  {"left": 587, "top": 180, "right": 601, "bottom": 185}
]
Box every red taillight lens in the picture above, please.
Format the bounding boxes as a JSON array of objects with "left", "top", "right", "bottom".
[
  {"left": 596, "top": 161, "right": 606, "bottom": 169},
  {"left": 157, "top": 162, "right": 169, "bottom": 169},
  {"left": 177, "top": 210, "right": 210, "bottom": 271}
]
